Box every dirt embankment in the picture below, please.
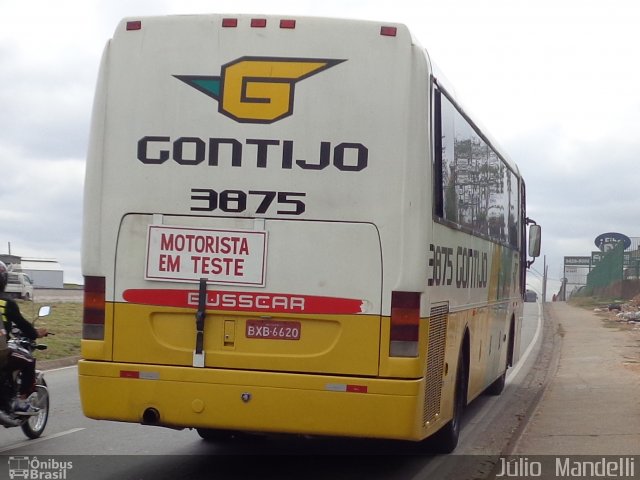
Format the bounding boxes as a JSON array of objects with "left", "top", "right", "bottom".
[{"left": 592, "top": 294, "right": 640, "bottom": 374}]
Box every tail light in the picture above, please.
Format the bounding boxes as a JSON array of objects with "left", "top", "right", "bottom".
[
  {"left": 390, "top": 291, "right": 420, "bottom": 357},
  {"left": 83, "top": 276, "right": 105, "bottom": 340}
]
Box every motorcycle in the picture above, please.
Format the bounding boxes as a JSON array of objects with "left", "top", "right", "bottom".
[{"left": 0, "top": 305, "right": 51, "bottom": 438}]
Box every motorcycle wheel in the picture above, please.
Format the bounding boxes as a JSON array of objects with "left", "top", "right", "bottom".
[{"left": 21, "top": 378, "right": 49, "bottom": 439}]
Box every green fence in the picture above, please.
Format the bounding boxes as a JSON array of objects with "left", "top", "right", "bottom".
[{"left": 586, "top": 242, "right": 624, "bottom": 293}]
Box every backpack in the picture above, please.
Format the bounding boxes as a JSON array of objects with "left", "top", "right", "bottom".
[{"left": 0, "top": 300, "right": 8, "bottom": 368}]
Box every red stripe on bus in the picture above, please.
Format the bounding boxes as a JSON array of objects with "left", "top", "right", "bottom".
[{"left": 122, "top": 289, "right": 365, "bottom": 315}]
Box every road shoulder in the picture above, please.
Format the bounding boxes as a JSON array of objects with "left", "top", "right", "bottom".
[{"left": 512, "top": 301, "right": 640, "bottom": 455}]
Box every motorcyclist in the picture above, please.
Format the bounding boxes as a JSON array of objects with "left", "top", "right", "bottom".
[{"left": 0, "top": 261, "right": 47, "bottom": 414}]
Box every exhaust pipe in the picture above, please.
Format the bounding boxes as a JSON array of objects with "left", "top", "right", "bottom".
[{"left": 142, "top": 407, "right": 160, "bottom": 425}]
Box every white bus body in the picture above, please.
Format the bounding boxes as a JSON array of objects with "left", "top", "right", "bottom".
[{"left": 80, "top": 14, "right": 538, "bottom": 450}]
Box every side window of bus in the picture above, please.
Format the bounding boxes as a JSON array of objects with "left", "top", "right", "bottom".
[{"left": 434, "top": 88, "right": 519, "bottom": 249}]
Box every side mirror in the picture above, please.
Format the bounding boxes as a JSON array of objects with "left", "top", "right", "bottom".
[
  {"left": 527, "top": 224, "right": 541, "bottom": 268},
  {"left": 38, "top": 306, "right": 51, "bottom": 318},
  {"left": 528, "top": 224, "right": 541, "bottom": 258}
]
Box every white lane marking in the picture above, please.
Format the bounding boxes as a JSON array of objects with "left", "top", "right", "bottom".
[
  {"left": 0, "top": 427, "right": 85, "bottom": 453},
  {"left": 43, "top": 364, "right": 78, "bottom": 373},
  {"left": 507, "top": 301, "right": 542, "bottom": 383}
]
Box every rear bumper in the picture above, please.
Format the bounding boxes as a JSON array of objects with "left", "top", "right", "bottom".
[{"left": 78, "top": 360, "right": 425, "bottom": 440}]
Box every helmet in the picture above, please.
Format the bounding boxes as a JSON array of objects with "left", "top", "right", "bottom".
[{"left": 0, "top": 261, "right": 7, "bottom": 292}]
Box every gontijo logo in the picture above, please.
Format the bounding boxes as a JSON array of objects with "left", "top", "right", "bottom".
[{"left": 175, "top": 56, "right": 345, "bottom": 123}]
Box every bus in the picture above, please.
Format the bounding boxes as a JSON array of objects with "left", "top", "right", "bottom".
[{"left": 79, "top": 14, "right": 541, "bottom": 453}]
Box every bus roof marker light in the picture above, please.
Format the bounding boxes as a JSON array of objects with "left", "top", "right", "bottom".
[
  {"left": 126, "top": 21, "right": 142, "bottom": 31},
  {"left": 380, "top": 26, "right": 397, "bottom": 37},
  {"left": 280, "top": 19, "right": 296, "bottom": 29},
  {"left": 251, "top": 18, "right": 267, "bottom": 28},
  {"left": 222, "top": 18, "right": 238, "bottom": 28}
]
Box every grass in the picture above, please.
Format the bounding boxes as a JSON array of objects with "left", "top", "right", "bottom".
[
  {"left": 568, "top": 295, "right": 625, "bottom": 310},
  {"left": 567, "top": 296, "right": 601, "bottom": 309},
  {"left": 15, "top": 300, "right": 82, "bottom": 361}
]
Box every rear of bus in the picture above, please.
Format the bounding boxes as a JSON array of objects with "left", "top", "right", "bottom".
[{"left": 79, "top": 15, "right": 435, "bottom": 441}]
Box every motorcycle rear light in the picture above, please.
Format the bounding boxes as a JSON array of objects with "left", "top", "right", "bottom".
[
  {"left": 83, "top": 276, "right": 105, "bottom": 340},
  {"left": 390, "top": 291, "right": 420, "bottom": 357}
]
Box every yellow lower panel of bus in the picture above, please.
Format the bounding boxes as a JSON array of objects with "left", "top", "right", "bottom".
[
  {"left": 78, "top": 360, "right": 428, "bottom": 441},
  {"left": 110, "top": 303, "right": 381, "bottom": 378}
]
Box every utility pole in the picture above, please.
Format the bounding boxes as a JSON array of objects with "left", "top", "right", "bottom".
[{"left": 542, "top": 255, "right": 547, "bottom": 303}]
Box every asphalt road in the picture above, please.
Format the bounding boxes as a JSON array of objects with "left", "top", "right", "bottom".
[{"left": 0, "top": 303, "right": 546, "bottom": 479}]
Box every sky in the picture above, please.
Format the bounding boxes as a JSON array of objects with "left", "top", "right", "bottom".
[{"left": 1, "top": 0, "right": 639, "bottom": 295}]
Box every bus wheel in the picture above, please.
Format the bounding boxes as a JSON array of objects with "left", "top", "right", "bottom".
[
  {"left": 197, "top": 428, "right": 234, "bottom": 442},
  {"left": 429, "top": 348, "right": 467, "bottom": 453},
  {"left": 487, "top": 322, "right": 513, "bottom": 396}
]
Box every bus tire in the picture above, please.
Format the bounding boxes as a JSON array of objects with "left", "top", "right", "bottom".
[
  {"left": 197, "top": 428, "right": 234, "bottom": 442},
  {"left": 486, "top": 320, "right": 513, "bottom": 396},
  {"left": 485, "top": 370, "right": 506, "bottom": 396},
  {"left": 430, "top": 347, "right": 467, "bottom": 453}
]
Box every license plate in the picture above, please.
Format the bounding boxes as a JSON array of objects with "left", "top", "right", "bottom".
[{"left": 246, "top": 320, "right": 301, "bottom": 340}]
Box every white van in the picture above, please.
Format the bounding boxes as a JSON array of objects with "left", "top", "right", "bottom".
[{"left": 6, "top": 272, "right": 34, "bottom": 300}]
